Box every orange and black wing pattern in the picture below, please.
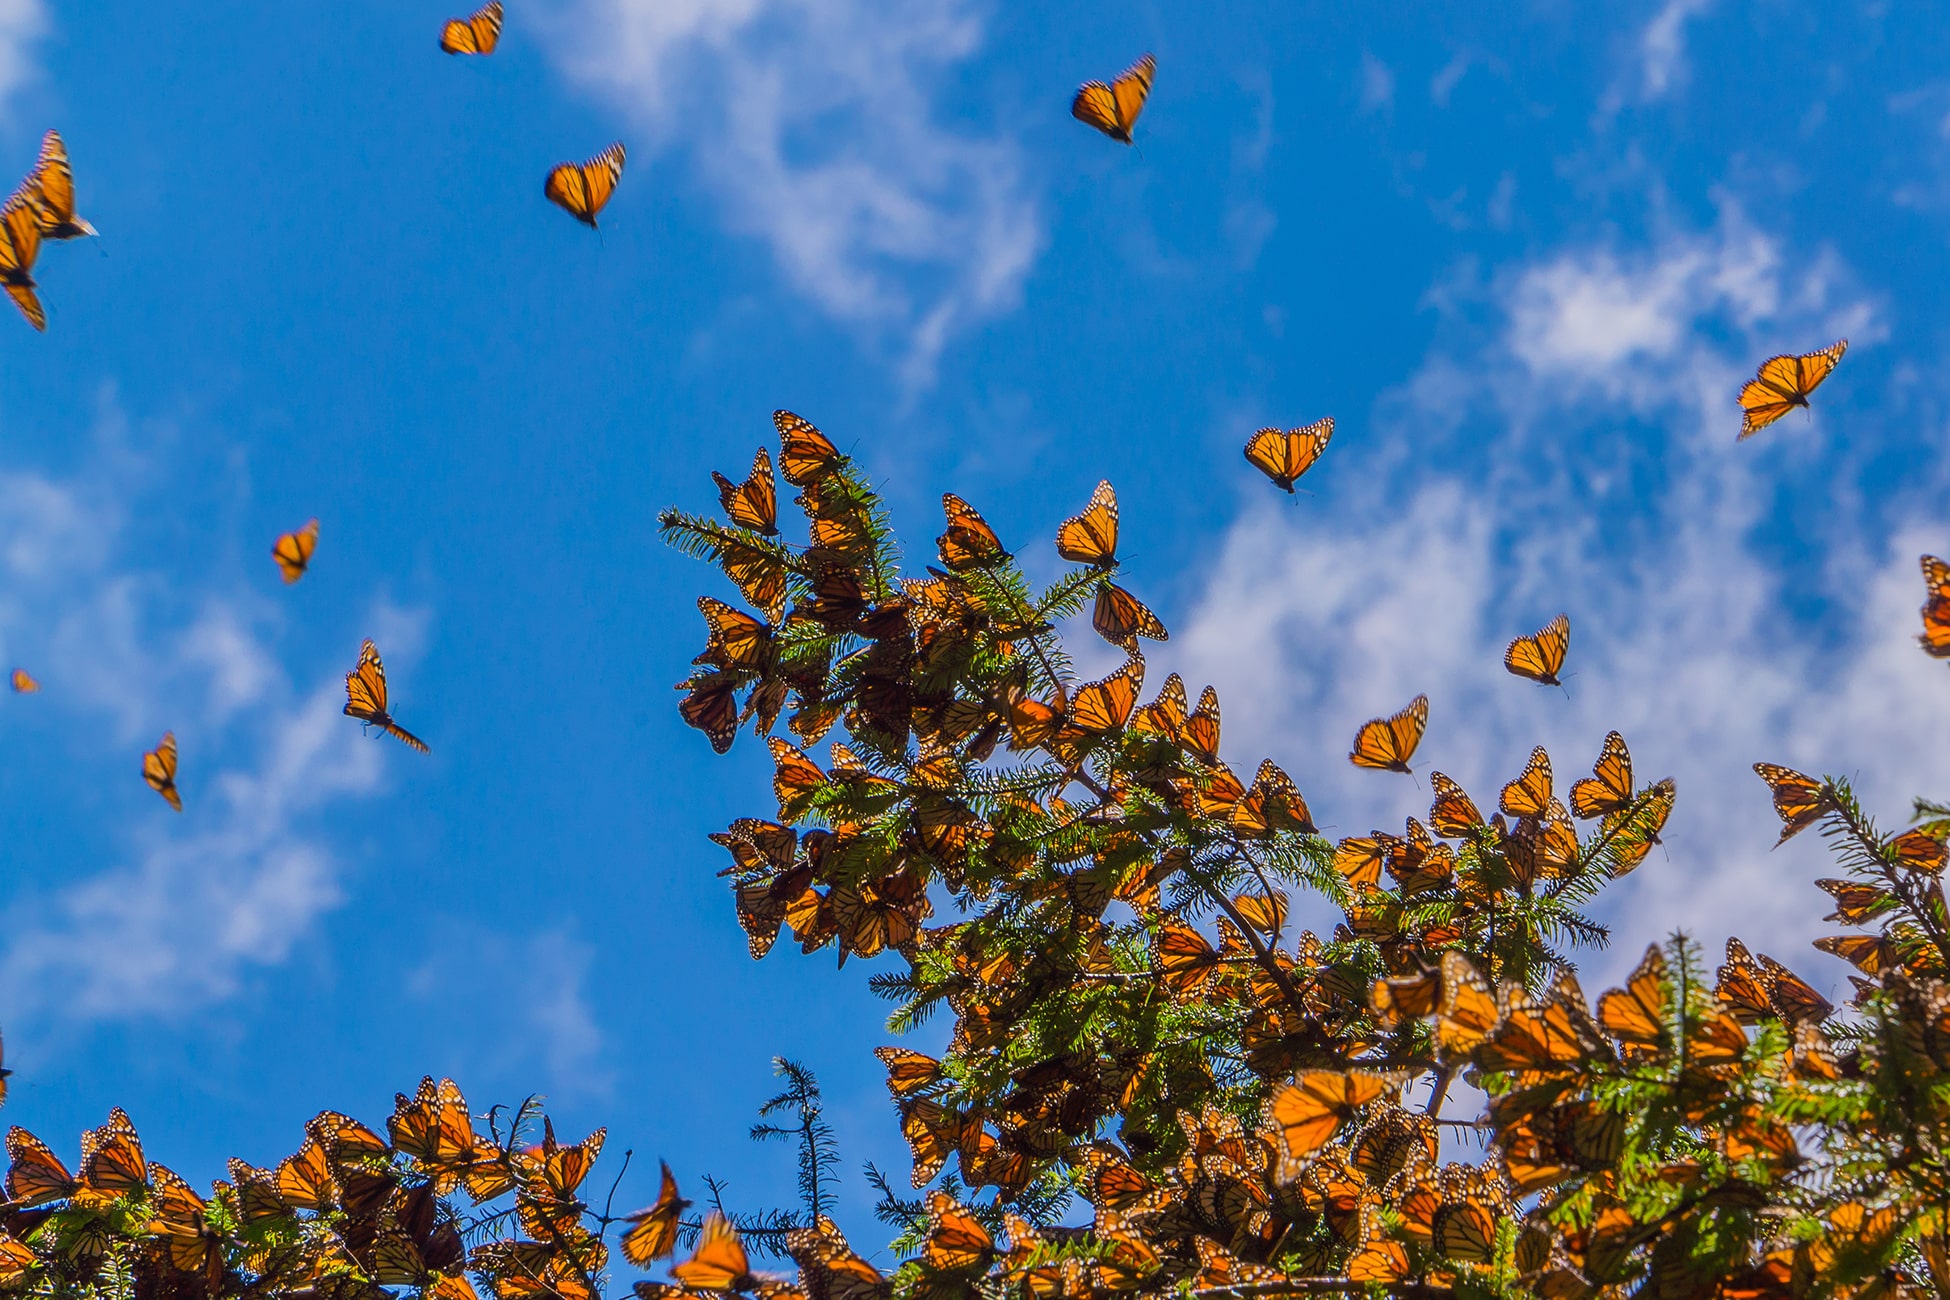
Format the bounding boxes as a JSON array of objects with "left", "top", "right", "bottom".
[
  {"left": 344, "top": 639, "right": 430, "bottom": 753},
  {"left": 1919, "top": 555, "right": 1950, "bottom": 659},
  {"left": 1055, "top": 480, "right": 1119, "bottom": 566},
  {"left": 1349, "top": 695, "right": 1428, "bottom": 774},
  {"left": 1737, "top": 340, "right": 1845, "bottom": 439},
  {"left": 23, "top": 131, "right": 95, "bottom": 240},
  {"left": 440, "top": 0, "right": 502, "bottom": 54},
  {"left": 272, "top": 518, "right": 319, "bottom": 583},
  {"left": 0, "top": 197, "right": 45, "bottom": 330},
  {"left": 1243, "top": 417, "right": 1333, "bottom": 493},
  {"left": 1504, "top": 613, "right": 1568, "bottom": 686},
  {"left": 714, "top": 448, "right": 779, "bottom": 535},
  {"left": 545, "top": 142, "right": 626, "bottom": 227},
  {"left": 1072, "top": 54, "right": 1156, "bottom": 144},
  {"left": 143, "top": 732, "right": 182, "bottom": 812}
]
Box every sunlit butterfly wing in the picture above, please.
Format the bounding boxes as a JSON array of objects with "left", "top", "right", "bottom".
[
  {"left": 1570, "top": 731, "right": 1633, "bottom": 819},
  {"left": 5, "top": 1127, "right": 76, "bottom": 1205},
  {"left": 774, "top": 411, "right": 842, "bottom": 486},
  {"left": 1242, "top": 417, "right": 1333, "bottom": 493},
  {"left": 672, "top": 1214, "right": 757, "bottom": 1291},
  {"left": 1349, "top": 694, "right": 1427, "bottom": 773},
  {"left": 1753, "top": 762, "right": 1826, "bottom": 845},
  {"left": 1057, "top": 655, "right": 1143, "bottom": 743},
  {"left": 1919, "top": 556, "right": 1950, "bottom": 658},
  {"left": 24, "top": 131, "right": 92, "bottom": 240},
  {"left": 714, "top": 448, "right": 779, "bottom": 535},
  {"left": 78, "top": 1108, "right": 146, "bottom": 1198},
  {"left": 1736, "top": 340, "right": 1846, "bottom": 440},
  {"left": 1070, "top": 54, "right": 1155, "bottom": 144},
  {"left": 440, "top": 0, "right": 502, "bottom": 54},
  {"left": 1504, "top": 614, "right": 1568, "bottom": 686},
  {"left": 937, "top": 494, "right": 1008, "bottom": 571},
  {"left": 0, "top": 199, "right": 45, "bottom": 330},
  {"left": 1266, "top": 1070, "right": 1396, "bottom": 1160},
  {"left": 143, "top": 732, "right": 182, "bottom": 812},
  {"left": 10, "top": 668, "right": 37, "bottom": 693},
  {"left": 1499, "top": 747, "right": 1553, "bottom": 820},
  {"left": 1428, "top": 772, "right": 1484, "bottom": 839},
  {"left": 621, "top": 1162, "right": 691, "bottom": 1265},
  {"left": 1055, "top": 481, "right": 1118, "bottom": 565},
  {"left": 345, "top": 639, "right": 430, "bottom": 752},
  {"left": 544, "top": 142, "right": 625, "bottom": 227},
  {"left": 1598, "top": 944, "right": 1670, "bottom": 1059},
  {"left": 272, "top": 518, "right": 319, "bottom": 583},
  {"left": 1091, "top": 581, "right": 1167, "bottom": 649}
]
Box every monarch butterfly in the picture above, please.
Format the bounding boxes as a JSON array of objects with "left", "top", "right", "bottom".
[
  {"left": 1071, "top": 54, "right": 1155, "bottom": 144},
  {"left": 1265, "top": 1069, "right": 1397, "bottom": 1159},
  {"left": 1233, "top": 760, "right": 1313, "bottom": 837},
  {"left": 10, "top": 668, "right": 37, "bottom": 693},
  {"left": 1091, "top": 581, "right": 1167, "bottom": 648},
  {"left": 1154, "top": 924, "right": 1220, "bottom": 1000},
  {"left": 273, "top": 1137, "right": 335, "bottom": 1210},
  {"left": 1349, "top": 694, "right": 1428, "bottom": 773},
  {"left": 783, "top": 1217, "right": 886, "bottom": 1300},
  {"left": 773, "top": 410, "right": 843, "bottom": 485},
  {"left": 0, "top": 1231, "right": 32, "bottom": 1284},
  {"left": 1181, "top": 685, "right": 1220, "bottom": 762},
  {"left": 937, "top": 494, "right": 1008, "bottom": 571},
  {"left": 525, "top": 1120, "right": 604, "bottom": 1201},
  {"left": 78, "top": 1107, "right": 147, "bottom": 1198},
  {"left": 344, "top": 639, "right": 429, "bottom": 752},
  {"left": 1427, "top": 772, "right": 1484, "bottom": 839},
  {"left": 1432, "top": 1199, "right": 1499, "bottom": 1263},
  {"left": 1056, "top": 654, "right": 1144, "bottom": 742},
  {"left": 714, "top": 448, "right": 778, "bottom": 535},
  {"left": 1570, "top": 731, "right": 1633, "bottom": 819},
  {"left": 1504, "top": 613, "right": 1569, "bottom": 686},
  {"left": 1919, "top": 556, "right": 1950, "bottom": 658},
  {"left": 544, "top": 142, "right": 625, "bottom": 227},
  {"left": 1055, "top": 480, "right": 1119, "bottom": 565},
  {"left": 1499, "top": 746, "right": 1553, "bottom": 820},
  {"left": 147, "top": 1163, "right": 223, "bottom": 1284},
  {"left": 0, "top": 198, "right": 45, "bottom": 330},
  {"left": 440, "top": 0, "right": 502, "bottom": 54},
  {"left": 5, "top": 1127, "right": 76, "bottom": 1205},
  {"left": 1736, "top": 339, "right": 1846, "bottom": 439},
  {"left": 1753, "top": 762, "right": 1826, "bottom": 845},
  {"left": 1717, "top": 937, "right": 1831, "bottom": 1026},
  {"left": 1435, "top": 951, "right": 1498, "bottom": 1059},
  {"left": 272, "top": 518, "right": 319, "bottom": 583},
  {"left": 143, "top": 732, "right": 182, "bottom": 812},
  {"left": 921, "top": 1193, "right": 992, "bottom": 1273},
  {"left": 19, "top": 131, "right": 95, "bottom": 240},
  {"left": 874, "top": 1046, "right": 942, "bottom": 1096},
  {"left": 1598, "top": 944, "right": 1669, "bottom": 1059},
  {"left": 1243, "top": 417, "right": 1333, "bottom": 493},
  {"left": 716, "top": 535, "right": 789, "bottom": 623}
]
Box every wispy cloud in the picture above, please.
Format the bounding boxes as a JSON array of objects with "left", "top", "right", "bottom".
[
  {"left": 1165, "top": 204, "right": 1930, "bottom": 996},
  {"left": 0, "top": 0, "right": 44, "bottom": 119},
  {"left": 535, "top": 0, "right": 1042, "bottom": 386},
  {"left": 1604, "top": 0, "right": 1715, "bottom": 111},
  {"left": 0, "top": 404, "right": 421, "bottom": 1032}
]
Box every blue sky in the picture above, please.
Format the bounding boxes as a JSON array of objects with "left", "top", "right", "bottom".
[{"left": 1, "top": 0, "right": 1948, "bottom": 1259}]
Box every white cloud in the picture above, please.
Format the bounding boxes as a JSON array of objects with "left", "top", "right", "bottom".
[
  {"left": 1166, "top": 206, "right": 1930, "bottom": 997},
  {"left": 0, "top": 412, "right": 419, "bottom": 1031},
  {"left": 533, "top": 0, "right": 1042, "bottom": 385},
  {"left": 0, "top": 0, "right": 43, "bottom": 118},
  {"left": 1638, "top": 0, "right": 1713, "bottom": 101},
  {"left": 1358, "top": 53, "right": 1395, "bottom": 116}
]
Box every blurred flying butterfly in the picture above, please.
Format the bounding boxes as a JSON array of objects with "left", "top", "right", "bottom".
[
  {"left": 1243, "top": 417, "right": 1333, "bottom": 493},
  {"left": 714, "top": 449, "right": 778, "bottom": 534},
  {"left": 1349, "top": 694, "right": 1428, "bottom": 774},
  {"left": 1055, "top": 480, "right": 1119, "bottom": 566},
  {"left": 1736, "top": 340, "right": 1845, "bottom": 440},
  {"left": 440, "top": 1, "right": 502, "bottom": 54},
  {"left": 18, "top": 131, "right": 95, "bottom": 241},
  {"left": 1919, "top": 556, "right": 1950, "bottom": 659},
  {"left": 10, "top": 668, "right": 37, "bottom": 693},
  {"left": 1267, "top": 1070, "right": 1397, "bottom": 1160},
  {"left": 143, "top": 732, "right": 182, "bottom": 812},
  {"left": 344, "top": 639, "right": 430, "bottom": 752},
  {"left": 0, "top": 198, "right": 45, "bottom": 330},
  {"left": 1504, "top": 613, "right": 1568, "bottom": 687},
  {"left": 272, "top": 518, "right": 319, "bottom": 583},
  {"left": 672, "top": 1213, "right": 760, "bottom": 1291},
  {"left": 545, "top": 142, "right": 625, "bottom": 227},
  {"left": 1071, "top": 54, "right": 1155, "bottom": 144}
]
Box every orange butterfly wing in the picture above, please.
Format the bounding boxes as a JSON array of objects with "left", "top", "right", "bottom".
[
  {"left": 1503, "top": 613, "right": 1568, "bottom": 685},
  {"left": 1499, "top": 746, "right": 1553, "bottom": 819},
  {"left": 0, "top": 199, "right": 44, "bottom": 331},
  {"left": 272, "top": 518, "right": 319, "bottom": 583},
  {"left": 1243, "top": 417, "right": 1333, "bottom": 492},
  {"left": 1736, "top": 340, "right": 1845, "bottom": 439},
  {"left": 1054, "top": 480, "right": 1119, "bottom": 565},
  {"left": 713, "top": 448, "right": 779, "bottom": 534},
  {"left": 440, "top": 1, "right": 502, "bottom": 53},
  {"left": 545, "top": 142, "right": 625, "bottom": 226},
  {"left": 1919, "top": 555, "right": 1950, "bottom": 659},
  {"left": 10, "top": 668, "right": 37, "bottom": 693},
  {"left": 672, "top": 1213, "right": 755, "bottom": 1291},
  {"left": 1349, "top": 694, "right": 1427, "bottom": 773},
  {"left": 1091, "top": 581, "right": 1167, "bottom": 648},
  {"left": 1570, "top": 731, "right": 1633, "bottom": 819},
  {"left": 344, "top": 639, "right": 429, "bottom": 752},
  {"left": 143, "top": 732, "right": 182, "bottom": 812},
  {"left": 1071, "top": 55, "right": 1155, "bottom": 143}
]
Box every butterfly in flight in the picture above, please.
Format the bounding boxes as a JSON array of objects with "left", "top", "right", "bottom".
[
  {"left": 272, "top": 519, "right": 319, "bottom": 584},
  {"left": 545, "top": 143, "right": 626, "bottom": 227},
  {"left": 17, "top": 131, "right": 96, "bottom": 241},
  {"left": 144, "top": 732, "right": 182, "bottom": 811},
  {"left": 1349, "top": 695, "right": 1428, "bottom": 774},
  {"left": 1918, "top": 555, "right": 1950, "bottom": 659},
  {"left": 1072, "top": 54, "right": 1155, "bottom": 144},
  {"left": 1737, "top": 340, "right": 1846, "bottom": 440},
  {"left": 10, "top": 668, "right": 37, "bottom": 693},
  {"left": 1504, "top": 613, "right": 1569, "bottom": 686},
  {"left": 0, "top": 197, "right": 45, "bottom": 330},
  {"left": 344, "top": 639, "right": 430, "bottom": 752},
  {"left": 1243, "top": 417, "right": 1333, "bottom": 493},
  {"left": 440, "top": 0, "right": 502, "bottom": 54}
]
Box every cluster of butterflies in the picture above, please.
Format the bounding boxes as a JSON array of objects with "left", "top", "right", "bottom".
[
  {"left": 11, "top": 517, "right": 427, "bottom": 816},
  {"left": 0, "top": 131, "right": 97, "bottom": 330}
]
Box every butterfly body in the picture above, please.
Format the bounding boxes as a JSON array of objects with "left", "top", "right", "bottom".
[
  {"left": 272, "top": 518, "right": 319, "bottom": 583},
  {"left": 1072, "top": 54, "right": 1155, "bottom": 144}
]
